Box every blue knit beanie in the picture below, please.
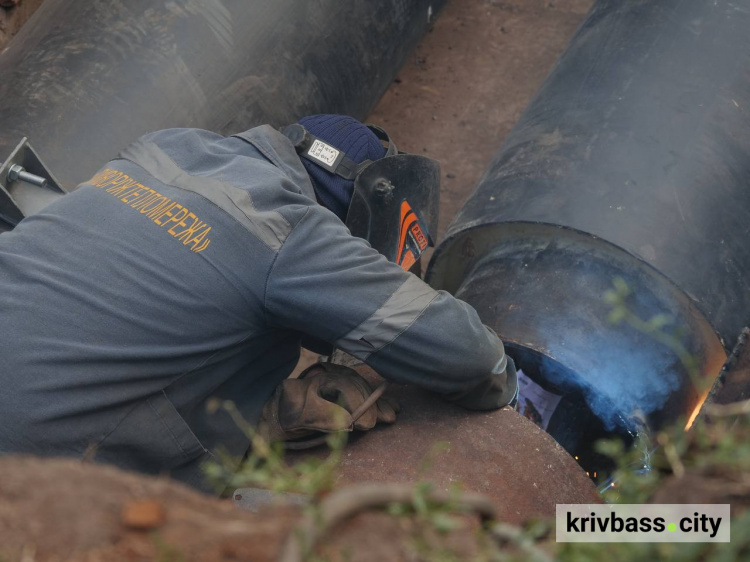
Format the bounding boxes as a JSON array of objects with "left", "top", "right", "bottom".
[{"left": 298, "top": 114, "right": 388, "bottom": 221}]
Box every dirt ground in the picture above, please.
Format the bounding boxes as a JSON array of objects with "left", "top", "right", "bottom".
[
  {"left": 0, "top": 0, "right": 43, "bottom": 49},
  {"left": 0, "top": 457, "right": 498, "bottom": 561},
  {"left": 369, "top": 0, "right": 592, "bottom": 242},
  {"left": 0, "top": 457, "right": 297, "bottom": 561}
]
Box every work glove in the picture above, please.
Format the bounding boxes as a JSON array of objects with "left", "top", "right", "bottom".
[
  {"left": 444, "top": 355, "right": 519, "bottom": 411},
  {"left": 258, "top": 362, "right": 399, "bottom": 444}
]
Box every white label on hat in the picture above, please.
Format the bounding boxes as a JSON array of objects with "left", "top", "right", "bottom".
[{"left": 307, "top": 140, "right": 340, "bottom": 167}]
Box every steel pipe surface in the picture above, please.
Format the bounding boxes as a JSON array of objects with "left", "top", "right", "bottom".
[
  {"left": 287, "top": 370, "right": 602, "bottom": 523},
  {"left": 0, "top": 0, "right": 444, "bottom": 188},
  {"left": 428, "top": 0, "right": 748, "bottom": 443}
]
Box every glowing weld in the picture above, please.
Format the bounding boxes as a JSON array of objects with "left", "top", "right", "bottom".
[{"left": 685, "top": 388, "right": 711, "bottom": 430}]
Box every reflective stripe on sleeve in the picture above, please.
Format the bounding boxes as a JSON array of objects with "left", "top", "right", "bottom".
[
  {"left": 336, "top": 274, "right": 439, "bottom": 361},
  {"left": 490, "top": 341, "right": 508, "bottom": 375}
]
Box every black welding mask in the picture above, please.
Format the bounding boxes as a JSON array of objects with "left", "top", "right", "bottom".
[{"left": 282, "top": 123, "right": 440, "bottom": 271}]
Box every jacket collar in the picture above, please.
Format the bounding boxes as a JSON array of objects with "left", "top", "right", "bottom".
[{"left": 232, "top": 125, "right": 316, "bottom": 200}]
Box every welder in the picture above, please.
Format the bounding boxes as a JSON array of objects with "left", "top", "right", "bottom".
[{"left": 0, "top": 115, "right": 517, "bottom": 491}]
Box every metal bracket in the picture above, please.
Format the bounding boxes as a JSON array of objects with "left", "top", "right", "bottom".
[{"left": 0, "top": 137, "right": 67, "bottom": 232}]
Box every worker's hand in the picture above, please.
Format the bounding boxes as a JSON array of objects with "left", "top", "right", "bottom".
[
  {"left": 258, "top": 362, "right": 399, "bottom": 443},
  {"left": 444, "top": 356, "right": 519, "bottom": 411}
]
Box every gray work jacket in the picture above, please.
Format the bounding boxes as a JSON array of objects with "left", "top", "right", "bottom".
[{"left": 0, "top": 125, "right": 509, "bottom": 490}]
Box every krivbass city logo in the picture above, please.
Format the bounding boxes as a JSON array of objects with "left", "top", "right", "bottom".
[{"left": 556, "top": 504, "right": 730, "bottom": 543}]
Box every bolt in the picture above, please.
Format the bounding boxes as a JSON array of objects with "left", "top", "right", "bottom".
[
  {"left": 374, "top": 180, "right": 395, "bottom": 203},
  {"left": 374, "top": 179, "right": 394, "bottom": 196},
  {"left": 7, "top": 165, "right": 47, "bottom": 188}
]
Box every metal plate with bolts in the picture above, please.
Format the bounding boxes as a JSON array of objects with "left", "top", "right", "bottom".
[{"left": 0, "top": 137, "right": 67, "bottom": 232}]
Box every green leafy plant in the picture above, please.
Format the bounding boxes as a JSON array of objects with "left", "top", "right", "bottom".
[
  {"left": 385, "top": 442, "right": 467, "bottom": 532},
  {"left": 382, "top": 441, "right": 485, "bottom": 561},
  {"left": 151, "top": 532, "right": 186, "bottom": 562},
  {"left": 604, "top": 277, "right": 703, "bottom": 391},
  {"left": 202, "top": 399, "right": 346, "bottom": 499}
]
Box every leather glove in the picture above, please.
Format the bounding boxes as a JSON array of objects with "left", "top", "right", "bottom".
[
  {"left": 444, "top": 356, "right": 519, "bottom": 411},
  {"left": 258, "top": 362, "right": 399, "bottom": 443}
]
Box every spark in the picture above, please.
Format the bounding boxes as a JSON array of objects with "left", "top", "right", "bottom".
[{"left": 685, "top": 388, "right": 711, "bottom": 430}]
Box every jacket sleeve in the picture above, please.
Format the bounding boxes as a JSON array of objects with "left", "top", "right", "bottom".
[{"left": 264, "top": 205, "right": 516, "bottom": 410}]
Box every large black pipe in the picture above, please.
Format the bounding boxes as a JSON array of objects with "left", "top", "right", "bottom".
[
  {"left": 428, "top": 0, "right": 749, "bottom": 446},
  {"left": 0, "top": 0, "right": 443, "bottom": 188}
]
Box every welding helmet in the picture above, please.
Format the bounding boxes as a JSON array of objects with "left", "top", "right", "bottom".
[{"left": 282, "top": 122, "right": 440, "bottom": 271}]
